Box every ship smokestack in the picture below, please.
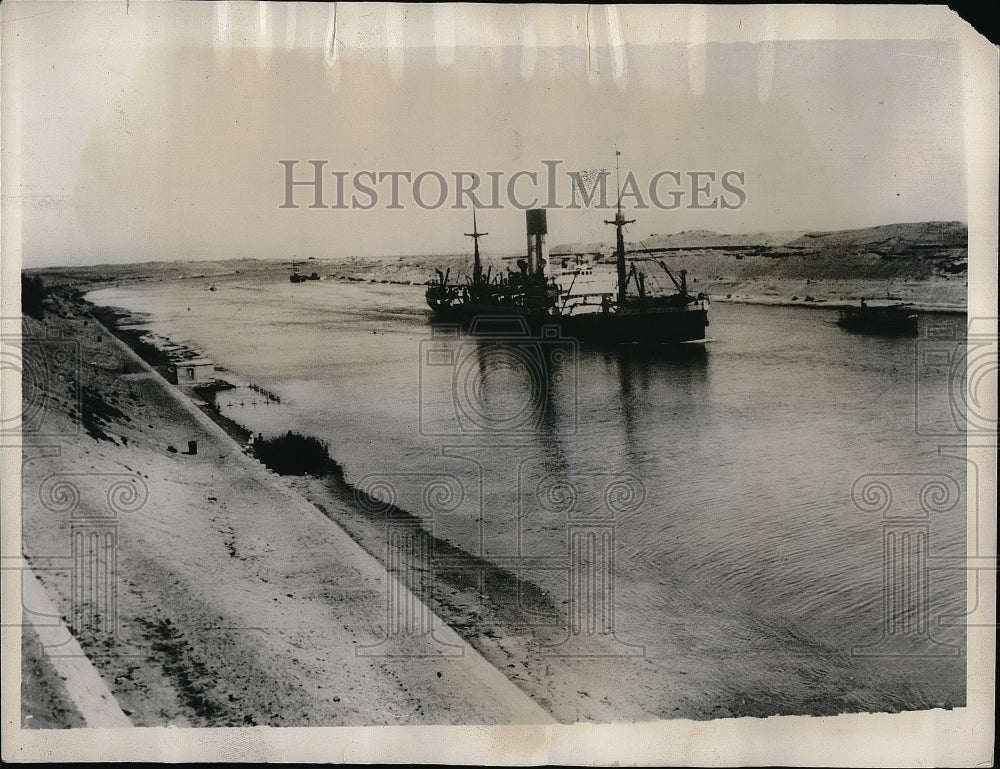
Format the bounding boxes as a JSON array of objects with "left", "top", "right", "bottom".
[{"left": 525, "top": 209, "right": 548, "bottom": 276}]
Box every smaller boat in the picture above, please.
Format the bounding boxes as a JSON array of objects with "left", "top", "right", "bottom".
[
  {"left": 289, "top": 258, "right": 308, "bottom": 283},
  {"left": 836, "top": 296, "right": 918, "bottom": 335}
]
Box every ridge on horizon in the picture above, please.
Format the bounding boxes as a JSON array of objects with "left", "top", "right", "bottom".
[{"left": 21, "top": 219, "right": 969, "bottom": 271}]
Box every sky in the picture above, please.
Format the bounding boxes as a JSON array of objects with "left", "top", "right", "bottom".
[{"left": 0, "top": 2, "right": 982, "bottom": 268}]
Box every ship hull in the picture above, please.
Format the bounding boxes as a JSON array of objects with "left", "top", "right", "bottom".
[
  {"left": 560, "top": 307, "right": 709, "bottom": 345},
  {"left": 836, "top": 306, "right": 918, "bottom": 336},
  {"left": 427, "top": 304, "right": 709, "bottom": 345}
]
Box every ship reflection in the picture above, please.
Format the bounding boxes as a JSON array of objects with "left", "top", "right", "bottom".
[
  {"left": 450, "top": 325, "right": 710, "bottom": 479},
  {"left": 455, "top": 334, "right": 576, "bottom": 440},
  {"left": 448, "top": 325, "right": 709, "bottom": 458},
  {"left": 446, "top": 329, "right": 710, "bottom": 639},
  {"left": 585, "top": 343, "right": 710, "bottom": 472},
  {"left": 453, "top": 329, "right": 711, "bottom": 652}
]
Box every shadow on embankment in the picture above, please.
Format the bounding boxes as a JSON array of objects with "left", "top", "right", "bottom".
[{"left": 250, "top": 431, "right": 560, "bottom": 634}]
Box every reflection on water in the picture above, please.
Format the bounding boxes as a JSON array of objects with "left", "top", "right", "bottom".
[
  {"left": 418, "top": 326, "right": 577, "bottom": 438},
  {"left": 86, "top": 277, "right": 968, "bottom": 715},
  {"left": 598, "top": 344, "right": 709, "bottom": 470}
]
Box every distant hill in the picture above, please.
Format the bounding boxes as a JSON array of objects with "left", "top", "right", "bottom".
[
  {"left": 550, "top": 220, "right": 967, "bottom": 280},
  {"left": 553, "top": 220, "right": 967, "bottom": 259},
  {"left": 547, "top": 220, "right": 967, "bottom": 310},
  {"left": 28, "top": 221, "right": 968, "bottom": 313},
  {"left": 782, "top": 221, "right": 967, "bottom": 258},
  {"left": 551, "top": 229, "right": 804, "bottom": 255}
]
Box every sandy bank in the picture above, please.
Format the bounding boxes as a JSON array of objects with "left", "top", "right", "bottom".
[{"left": 18, "top": 299, "right": 552, "bottom": 727}]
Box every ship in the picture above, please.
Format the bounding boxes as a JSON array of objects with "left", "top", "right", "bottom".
[
  {"left": 425, "top": 156, "right": 709, "bottom": 345},
  {"left": 425, "top": 208, "right": 561, "bottom": 324},
  {"left": 289, "top": 259, "right": 307, "bottom": 283},
  {"left": 836, "top": 295, "right": 918, "bottom": 335}
]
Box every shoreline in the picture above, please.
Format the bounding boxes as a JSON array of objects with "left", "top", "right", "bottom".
[
  {"left": 32, "top": 244, "right": 968, "bottom": 319},
  {"left": 82, "top": 274, "right": 969, "bottom": 317},
  {"left": 706, "top": 295, "right": 966, "bottom": 315},
  {"left": 19, "top": 290, "right": 554, "bottom": 727}
]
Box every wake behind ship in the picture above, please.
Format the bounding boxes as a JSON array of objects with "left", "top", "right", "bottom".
[{"left": 426, "top": 172, "right": 709, "bottom": 345}]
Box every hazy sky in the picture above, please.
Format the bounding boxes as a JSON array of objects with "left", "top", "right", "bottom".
[{"left": 1, "top": 3, "right": 978, "bottom": 267}]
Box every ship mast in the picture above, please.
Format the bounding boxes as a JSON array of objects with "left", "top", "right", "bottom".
[
  {"left": 604, "top": 150, "right": 634, "bottom": 308},
  {"left": 465, "top": 208, "right": 487, "bottom": 286}
]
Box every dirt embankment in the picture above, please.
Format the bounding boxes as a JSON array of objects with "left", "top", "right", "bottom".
[
  {"left": 18, "top": 288, "right": 552, "bottom": 728},
  {"left": 20, "top": 625, "right": 86, "bottom": 729}
]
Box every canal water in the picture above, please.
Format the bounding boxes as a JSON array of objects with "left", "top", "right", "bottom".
[{"left": 87, "top": 275, "right": 968, "bottom": 718}]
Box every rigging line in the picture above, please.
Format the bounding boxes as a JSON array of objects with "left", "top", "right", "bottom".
[{"left": 633, "top": 236, "right": 651, "bottom": 253}]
